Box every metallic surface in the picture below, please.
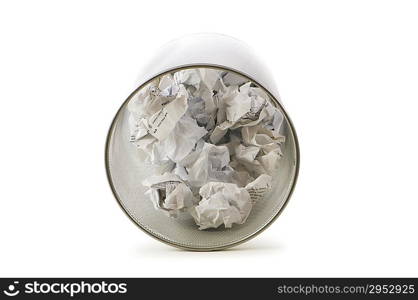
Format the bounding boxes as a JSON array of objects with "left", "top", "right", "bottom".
[{"left": 105, "top": 34, "right": 300, "bottom": 251}]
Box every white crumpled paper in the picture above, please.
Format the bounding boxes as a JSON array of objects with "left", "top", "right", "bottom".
[
  {"left": 143, "top": 172, "right": 195, "bottom": 217},
  {"left": 190, "top": 174, "right": 272, "bottom": 229},
  {"left": 128, "top": 68, "right": 285, "bottom": 230}
]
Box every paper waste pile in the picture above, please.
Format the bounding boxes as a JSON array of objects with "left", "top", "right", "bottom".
[{"left": 128, "top": 68, "right": 285, "bottom": 230}]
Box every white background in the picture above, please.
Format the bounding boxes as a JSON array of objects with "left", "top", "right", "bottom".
[{"left": 0, "top": 0, "right": 417, "bottom": 277}]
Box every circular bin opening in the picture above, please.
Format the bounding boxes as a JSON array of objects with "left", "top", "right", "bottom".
[{"left": 106, "top": 66, "right": 299, "bottom": 250}]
